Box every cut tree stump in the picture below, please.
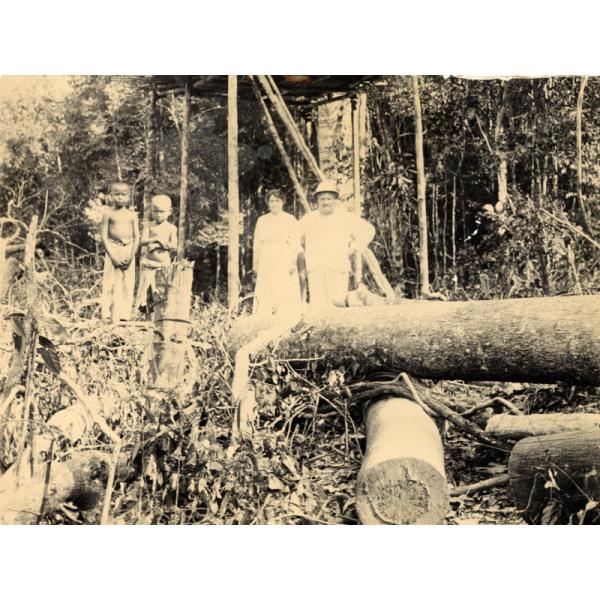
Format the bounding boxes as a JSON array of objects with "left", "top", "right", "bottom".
[
  {"left": 487, "top": 413, "right": 600, "bottom": 440},
  {"left": 508, "top": 431, "right": 600, "bottom": 517},
  {"left": 228, "top": 295, "right": 600, "bottom": 385},
  {"left": 356, "top": 397, "right": 449, "bottom": 524},
  {"left": 150, "top": 260, "right": 194, "bottom": 390}
]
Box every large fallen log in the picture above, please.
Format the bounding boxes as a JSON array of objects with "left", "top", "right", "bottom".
[
  {"left": 487, "top": 413, "right": 600, "bottom": 440},
  {"left": 508, "top": 431, "right": 600, "bottom": 518},
  {"left": 228, "top": 295, "right": 600, "bottom": 385},
  {"left": 356, "top": 397, "right": 449, "bottom": 524}
]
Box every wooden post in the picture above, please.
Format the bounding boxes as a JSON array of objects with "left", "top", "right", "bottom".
[
  {"left": 227, "top": 75, "right": 240, "bottom": 308},
  {"left": 356, "top": 397, "right": 448, "bottom": 524},
  {"left": 351, "top": 96, "right": 362, "bottom": 216},
  {"left": 412, "top": 76, "right": 429, "bottom": 297},
  {"left": 177, "top": 80, "right": 190, "bottom": 261},
  {"left": 352, "top": 95, "right": 363, "bottom": 285}
]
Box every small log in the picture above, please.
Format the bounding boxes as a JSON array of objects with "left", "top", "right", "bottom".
[
  {"left": 508, "top": 431, "right": 600, "bottom": 517},
  {"left": 0, "top": 449, "right": 115, "bottom": 524},
  {"left": 150, "top": 261, "right": 194, "bottom": 390},
  {"left": 487, "top": 413, "right": 600, "bottom": 440},
  {"left": 356, "top": 397, "right": 449, "bottom": 524}
]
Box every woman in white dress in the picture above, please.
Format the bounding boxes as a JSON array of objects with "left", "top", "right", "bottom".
[{"left": 252, "top": 189, "right": 302, "bottom": 317}]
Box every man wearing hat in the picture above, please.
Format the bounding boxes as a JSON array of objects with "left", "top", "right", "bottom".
[{"left": 298, "top": 179, "right": 376, "bottom": 308}]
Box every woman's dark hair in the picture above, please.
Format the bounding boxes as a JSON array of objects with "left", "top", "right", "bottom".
[{"left": 265, "top": 188, "right": 285, "bottom": 204}]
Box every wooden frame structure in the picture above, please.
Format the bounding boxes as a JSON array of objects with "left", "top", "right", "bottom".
[{"left": 140, "top": 75, "right": 385, "bottom": 307}]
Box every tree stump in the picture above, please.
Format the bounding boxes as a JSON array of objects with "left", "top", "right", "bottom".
[
  {"left": 356, "top": 397, "right": 449, "bottom": 524},
  {"left": 150, "top": 260, "right": 194, "bottom": 390}
]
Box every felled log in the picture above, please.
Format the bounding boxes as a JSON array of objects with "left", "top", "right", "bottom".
[
  {"left": 0, "top": 449, "right": 116, "bottom": 525},
  {"left": 150, "top": 260, "right": 194, "bottom": 390},
  {"left": 508, "top": 431, "right": 600, "bottom": 517},
  {"left": 356, "top": 397, "right": 449, "bottom": 524},
  {"left": 228, "top": 295, "right": 600, "bottom": 385},
  {"left": 487, "top": 413, "right": 600, "bottom": 440}
]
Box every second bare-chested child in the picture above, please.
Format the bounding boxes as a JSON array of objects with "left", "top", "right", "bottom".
[
  {"left": 134, "top": 194, "right": 178, "bottom": 313},
  {"left": 100, "top": 182, "right": 140, "bottom": 323}
]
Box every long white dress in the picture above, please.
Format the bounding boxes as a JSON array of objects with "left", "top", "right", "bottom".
[{"left": 253, "top": 211, "right": 302, "bottom": 317}]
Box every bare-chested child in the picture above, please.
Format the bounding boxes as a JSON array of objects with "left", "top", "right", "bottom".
[
  {"left": 134, "top": 194, "right": 178, "bottom": 314},
  {"left": 100, "top": 182, "right": 140, "bottom": 323}
]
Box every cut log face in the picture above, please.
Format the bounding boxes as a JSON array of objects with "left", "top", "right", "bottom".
[
  {"left": 228, "top": 295, "right": 600, "bottom": 385},
  {"left": 487, "top": 413, "right": 600, "bottom": 440},
  {"left": 356, "top": 398, "right": 449, "bottom": 525},
  {"left": 508, "top": 431, "right": 600, "bottom": 517}
]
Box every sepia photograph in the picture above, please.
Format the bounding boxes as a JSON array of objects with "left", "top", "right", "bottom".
[{"left": 1, "top": 72, "right": 599, "bottom": 527}]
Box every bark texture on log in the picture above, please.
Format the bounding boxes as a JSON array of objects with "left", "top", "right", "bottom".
[
  {"left": 487, "top": 413, "right": 600, "bottom": 440},
  {"left": 228, "top": 296, "right": 600, "bottom": 385},
  {"left": 508, "top": 431, "right": 600, "bottom": 516},
  {"left": 356, "top": 397, "right": 448, "bottom": 524}
]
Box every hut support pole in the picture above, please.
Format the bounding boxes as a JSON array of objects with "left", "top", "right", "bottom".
[
  {"left": 412, "top": 75, "right": 429, "bottom": 297},
  {"left": 227, "top": 75, "right": 240, "bottom": 308},
  {"left": 352, "top": 95, "right": 363, "bottom": 284}
]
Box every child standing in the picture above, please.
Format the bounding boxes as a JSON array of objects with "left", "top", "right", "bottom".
[
  {"left": 135, "top": 194, "right": 178, "bottom": 313},
  {"left": 100, "top": 182, "right": 140, "bottom": 323}
]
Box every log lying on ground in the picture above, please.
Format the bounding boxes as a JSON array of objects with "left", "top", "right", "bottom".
[
  {"left": 0, "top": 448, "right": 115, "bottom": 525},
  {"left": 487, "top": 413, "right": 600, "bottom": 440},
  {"left": 228, "top": 295, "right": 600, "bottom": 385},
  {"left": 356, "top": 397, "right": 449, "bottom": 524},
  {"left": 508, "top": 431, "right": 600, "bottom": 517}
]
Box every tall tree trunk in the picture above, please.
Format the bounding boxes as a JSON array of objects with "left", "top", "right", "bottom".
[
  {"left": 576, "top": 76, "right": 593, "bottom": 234},
  {"left": 143, "top": 89, "right": 158, "bottom": 219},
  {"left": 227, "top": 75, "right": 240, "bottom": 308},
  {"left": 412, "top": 76, "right": 429, "bottom": 296},
  {"left": 177, "top": 81, "right": 190, "bottom": 261}
]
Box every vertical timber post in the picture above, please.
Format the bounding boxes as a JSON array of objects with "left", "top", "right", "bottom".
[
  {"left": 228, "top": 74, "right": 240, "bottom": 308},
  {"left": 351, "top": 95, "right": 363, "bottom": 284},
  {"left": 178, "top": 79, "right": 190, "bottom": 261},
  {"left": 412, "top": 75, "right": 430, "bottom": 296}
]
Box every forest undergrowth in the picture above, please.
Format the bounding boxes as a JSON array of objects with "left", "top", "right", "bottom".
[{"left": 2, "top": 256, "right": 599, "bottom": 525}]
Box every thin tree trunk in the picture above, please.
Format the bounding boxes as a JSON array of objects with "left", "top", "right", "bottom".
[
  {"left": 576, "top": 76, "right": 593, "bottom": 234},
  {"left": 412, "top": 76, "right": 429, "bottom": 296},
  {"left": 227, "top": 75, "right": 240, "bottom": 308},
  {"left": 177, "top": 81, "right": 190, "bottom": 261}
]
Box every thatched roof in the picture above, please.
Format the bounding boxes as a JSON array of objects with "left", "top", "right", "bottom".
[{"left": 133, "top": 75, "right": 383, "bottom": 105}]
